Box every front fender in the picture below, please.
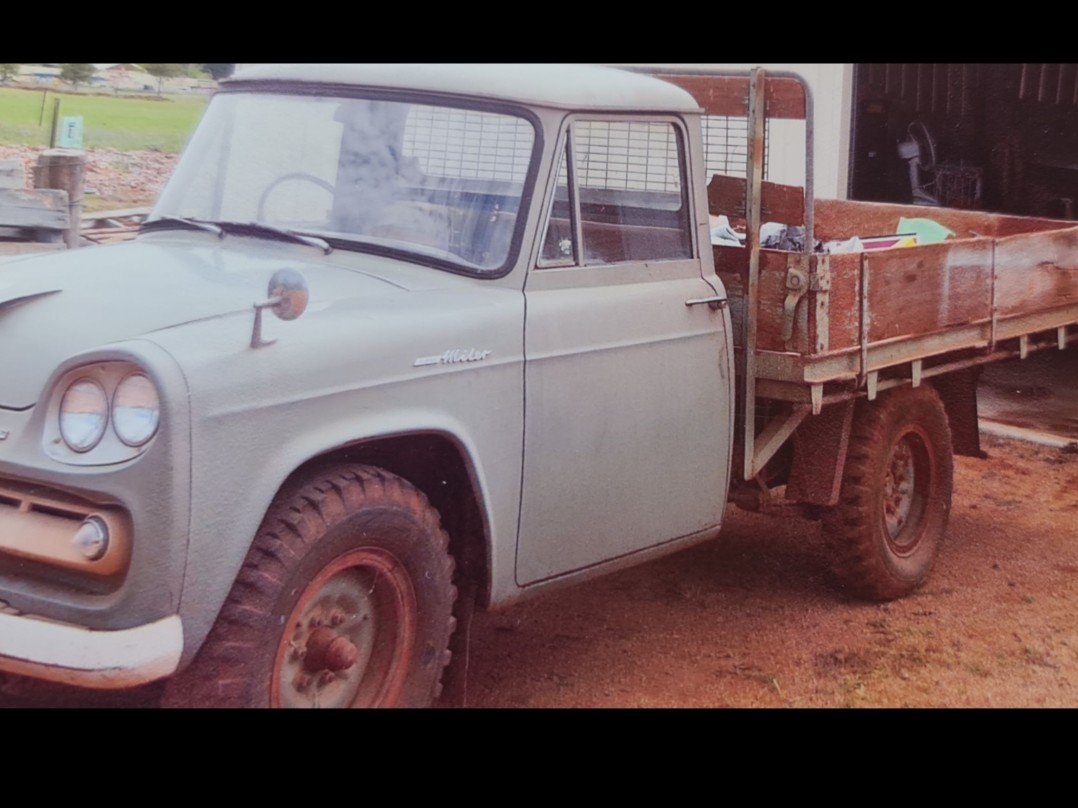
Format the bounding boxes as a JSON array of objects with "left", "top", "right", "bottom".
[{"left": 175, "top": 380, "right": 523, "bottom": 666}]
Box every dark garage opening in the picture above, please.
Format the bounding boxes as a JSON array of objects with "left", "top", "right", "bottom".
[{"left": 849, "top": 64, "right": 1078, "bottom": 220}]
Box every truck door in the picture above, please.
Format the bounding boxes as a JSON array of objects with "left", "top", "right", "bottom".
[{"left": 517, "top": 117, "right": 734, "bottom": 585}]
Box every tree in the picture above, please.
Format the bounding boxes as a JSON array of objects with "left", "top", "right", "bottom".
[
  {"left": 0, "top": 64, "right": 18, "bottom": 83},
  {"left": 60, "top": 63, "right": 95, "bottom": 88},
  {"left": 142, "top": 63, "right": 184, "bottom": 96},
  {"left": 203, "top": 63, "right": 235, "bottom": 81}
]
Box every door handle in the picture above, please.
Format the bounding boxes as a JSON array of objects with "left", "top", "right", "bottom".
[{"left": 685, "top": 296, "right": 728, "bottom": 311}]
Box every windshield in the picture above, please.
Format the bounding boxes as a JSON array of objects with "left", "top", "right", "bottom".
[{"left": 151, "top": 90, "right": 538, "bottom": 274}]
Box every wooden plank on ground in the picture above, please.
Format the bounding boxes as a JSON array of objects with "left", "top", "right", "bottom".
[
  {"left": 0, "top": 188, "right": 69, "bottom": 230},
  {"left": 83, "top": 206, "right": 152, "bottom": 226},
  {"left": 0, "top": 160, "right": 25, "bottom": 190},
  {"left": 0, "top": 242, "right": 66, "bottom": 257},
  {"left": 81, "top": 227, "right": 139, "bottom": 245}
]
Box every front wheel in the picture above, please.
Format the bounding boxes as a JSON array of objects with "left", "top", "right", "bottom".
[
  {"left": 825, "top": 385, "right": 954, "bottom": 601},
  {"left": 164, "top": 465, "right": 456, "bottom": 708}
]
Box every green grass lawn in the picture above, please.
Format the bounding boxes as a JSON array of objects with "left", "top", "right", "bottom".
[{"left": 0, "top": 87, "right": 206, "bottom": 152}]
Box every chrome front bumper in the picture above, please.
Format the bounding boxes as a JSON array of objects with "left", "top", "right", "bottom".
[{"left": 0, "top": 611, "right": 182, "bottom": 689}]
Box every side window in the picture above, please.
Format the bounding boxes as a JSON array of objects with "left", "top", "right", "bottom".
[
  {"left": 539, "top": 119, "right": 692, "bottom": 267},
  {"left": 539, "top": 141, "right": 575, "bottom": 265}
]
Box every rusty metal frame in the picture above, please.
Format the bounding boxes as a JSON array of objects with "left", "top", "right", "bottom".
[
  {"left": 634, "top": 66, "right": 815, "bottom": 483},
  {"left": 747, "top": 404, "right": 810, "bottom": 479},
  {"left": 742, "top": 69, "right": 767, "bottom": 483},
  {"left": 859, "top": 254, "right": 871, "bottom": 392},
  {"left": 756, "top": 324, "right": 1078, "bottom": 408},
  {"left": 754, "top": 301, "right": 1078, "bottom": 388},
  {"left": 748, "top": 69, "right": 813, "bottom": 482},
  {"left": 782, "top": 253, "right": 810, "bottom": 348},
  {"left": 989, "top": 241, "right": 999, "bottom": 353},
  {"left": 812, "top": 254, "right": 830, "bottom": 355}
]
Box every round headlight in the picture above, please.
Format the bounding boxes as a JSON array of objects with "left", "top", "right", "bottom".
[
  {"left": 59, "top": 379, "right": 109, "bottom": 452},
  {"left": 112, "top": 373, "right": 160, "bottom": 447}
]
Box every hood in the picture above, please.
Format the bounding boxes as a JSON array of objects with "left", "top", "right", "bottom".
[{"left": 0, "top": 238, "right": 409, "bottom": 409}]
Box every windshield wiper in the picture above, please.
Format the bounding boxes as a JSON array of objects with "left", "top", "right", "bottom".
[
  {"left": 215, "top": 222, "right": 333, "bottom": 255},
  {"left": 141, "top": 217, "right": 332, "bottom": 255},
  {"left": 141, "top": 216, "right": 225, "bottom": 237}
]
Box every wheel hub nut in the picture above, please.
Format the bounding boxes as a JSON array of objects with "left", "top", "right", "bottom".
[{"left": 304, "top": 626, "right": 359, "bottom": 672}]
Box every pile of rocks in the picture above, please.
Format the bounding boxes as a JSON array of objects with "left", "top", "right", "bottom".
[{"left": 0, "top": 144, "right": 177, "bottom": 206}]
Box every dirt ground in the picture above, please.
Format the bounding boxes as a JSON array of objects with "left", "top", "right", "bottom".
[
  {"left": 457, "top": 434, "right": 1078, "bottom": 708},
  {"left": 2, "top": 433, "right": 1075, "bottom": 709}
]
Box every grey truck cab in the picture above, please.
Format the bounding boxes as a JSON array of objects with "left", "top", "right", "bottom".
[{"left": 0, "top": 65, "right": 734, "bottom": 706}]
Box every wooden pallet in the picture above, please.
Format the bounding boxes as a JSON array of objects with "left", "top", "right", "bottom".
[{"left": 80, "top": 206, "right": 151, "bottom": 245}]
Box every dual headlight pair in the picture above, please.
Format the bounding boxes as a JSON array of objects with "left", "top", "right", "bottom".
[{"left": 58, "top": 372, "right": 160, "bottom": 453}]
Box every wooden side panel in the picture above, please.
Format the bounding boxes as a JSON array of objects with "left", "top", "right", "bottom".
[
  {"left": 993, "top": 214, "right": 1076, "bottom": 238},
  {"left": 714, "top": 247, "right": 813, "bottom": 353},
  {"left": 716, "top": 246, "right": 862, "bottom": 355},
  {"left": 815, "top": 199, "right": 1071, "bottom": 241},
  {"left": 755, "top": 250, "right": 809, "bottom": 353},
  {"left": 760, "top": 76, "right": 809, "bottom": 120},
  {"left": 758, "top": 76, "right": 810, "bottom": 121},
  {"left": 713, "top": 242, "right": 749, "bottom": 280},
  {"left": 716, "top": 194, "right": 1078, "bottom": 362},
  {"left": 814, "top": 198, "right": 999, "bottom": 241},
  {"left": 708, "top": 175, "right": 805, "bottom": 225},
  {"left": 822, "top": 251, "right": 863, "bottom": 353},
  {"left": 659, "top": 75, "right": 807, "bottom": 119},
  {"left": 994, "top": 225, "right": 1078, "bottom": 318},
  {"left": 708, "top": 175, "right": 746, "bottom": 220},
  {"left": 761, "top": 182, "right": 806, "bottom": 227},
  {"left": 664, "top": 75, "right": 750, "bottom": 117},
  {"left": 864, "top": 239, "right": 994, "bottom": 342},
  {"left": 714, "top": 244, "right": 748, "bottom": 347}
]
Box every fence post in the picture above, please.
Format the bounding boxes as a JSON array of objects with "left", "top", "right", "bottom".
[{"left": 34, "top": 149, "right": 86, "bottom": 248}]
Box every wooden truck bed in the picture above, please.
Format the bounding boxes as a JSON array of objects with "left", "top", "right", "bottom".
[
  {"left": 713, "top": 196, "right": 1078, "bottom": 410},
  {"left": 643, "top": 67, "right": 1078, "bottom": 410},
  {"left": 644, "top": 66, "right": 1078, "bottom": 481}
]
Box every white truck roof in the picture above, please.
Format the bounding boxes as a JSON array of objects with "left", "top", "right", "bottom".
[{"left": 228, "top": 64, "right": 701, "bottom": 113}]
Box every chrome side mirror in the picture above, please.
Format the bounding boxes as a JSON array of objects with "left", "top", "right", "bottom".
[{"left": 251, "top": 269, "right": 309, "bottom": 349}]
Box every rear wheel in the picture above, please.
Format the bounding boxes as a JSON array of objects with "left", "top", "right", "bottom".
[
  {"left": 826, "top": 386, "right": 954, "bottom": 601},
  {"left": 164, "top": 465, "right": 456, "bottom": 708}
]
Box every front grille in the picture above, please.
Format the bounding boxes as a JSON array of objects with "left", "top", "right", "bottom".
[{"left": 0, "top": 478, "right": 131, "bottom": 581}]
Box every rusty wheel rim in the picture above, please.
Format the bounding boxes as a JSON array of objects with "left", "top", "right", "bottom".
[
  {"left": 882, "top": 429, "right": 931, "bottom": 554},
  {"left": 271, "top": 548, "right": 417, "bottom": 708}
]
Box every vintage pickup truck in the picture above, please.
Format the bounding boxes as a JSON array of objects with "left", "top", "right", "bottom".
[{"left": 1, "top": 64, "right": 1076, "bottom": 707}]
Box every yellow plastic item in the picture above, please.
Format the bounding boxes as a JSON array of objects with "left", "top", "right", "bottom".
[{"left": 897, "top": 217, "right": 956, "bottom": 245}]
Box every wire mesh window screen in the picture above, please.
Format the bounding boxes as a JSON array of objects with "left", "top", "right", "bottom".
[
  {"left": 403, "top": 106, "right": 534, "bottom": 182},
  {"left": 702, "top": 115, "right": 770, "bottom": 178},
  {"left": 572, "top": 120, "right": 683, "bottom": 192}
]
